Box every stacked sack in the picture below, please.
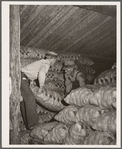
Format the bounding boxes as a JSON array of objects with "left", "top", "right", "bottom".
[
  {"left": 30, "top": 121, "right": 70, "bottom": 144},
  {"left": 55, "top": 83, "right": 116, "bottom": 144},
  {"left": 29, "top": 82, "right": 116, "bottom": 145},
  {"left": 29, "top": 63, "right": 116, "bottom": 145},
  {"left": 30, "top": 84, "right": 66, "bottom": 112}
]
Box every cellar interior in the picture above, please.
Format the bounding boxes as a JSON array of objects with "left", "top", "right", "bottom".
[{"left": 9, "top": 5, "right": 117, "bottom": 145}]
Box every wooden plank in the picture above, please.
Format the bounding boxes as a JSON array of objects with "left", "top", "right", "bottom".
[
  {"left": 21, "top": 5, "right": 64, "bottom": 45},
  {"left": 76, "top": 5, "right": 116, "bottom": 17},
  {"left": 20, "top": 5, "right": 26, "bottom": 14},
  {"left": 20, "top": 5, "right": 46, "bottom": 41},
  {"left": 38, "top": 6, "right": 91, "bottom": 49},
  {"left": 93, "top": 40, "right": 116, "bottom": 57},
  {"left": 20, "top": 5, "right": 31, "bottom": 15},
  {"left": 73, "top": 17, "right": 116, "bottom": 54},
  {"left": 49, "top": 12, "right": 108, "bottom": 52},
  {"left": 30, "top": 5, "right": 76, "bottom": 48},
  {"left": 20, "top": 5, "right": 30, "bottom": 16},
  {"left": 73, "top": 25, "right": 116, "bottom": 55},
  {"left": 77, "top": 40, "right": 115, "bottom": 60},
  {"left": 10, "top": 5, "right": 21, "bottom": 144},
  {"left": 65, "top": 16, "right": 115, "bottom": 52},
  {"left": 80, "top": 19, "right": 115, "bottom": 51},
  {"left": 80, "top": 32, "right": 116, "bottom": 56},
  {"left": 20, "top": 5, "right": 39, "bottom": 29},
  {"left": 46, "top": 11, "right": 97, "bottom": 52},
  {"left": 64, "top": 15, "right": 113, "bottom": 52}
]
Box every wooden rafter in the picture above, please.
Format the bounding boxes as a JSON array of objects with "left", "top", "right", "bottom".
[{"left": 75, "top": 5, "right": 116, "bottom": 17}]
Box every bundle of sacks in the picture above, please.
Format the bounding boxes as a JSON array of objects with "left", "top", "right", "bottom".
[
  {"left": 29, "top": 81, "right": 116, "bottom": 145},
  {"left": 26, "top": 63, "right": 116, "bottom": 145}
]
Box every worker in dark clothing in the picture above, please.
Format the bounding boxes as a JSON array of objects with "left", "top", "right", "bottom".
[
  {"left": 20, "top": 52, "right": 57, "bottom": 130},
  {"left": 63, "top": 61, "right": 86, "bottom": 95}
]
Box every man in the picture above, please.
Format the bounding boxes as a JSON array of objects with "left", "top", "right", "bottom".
[
  {"left": 20, "top": 51, "right": 57, "bottom": 130},
  {"left": 64, "top": 61, "right": 86, "bottom": 95}
]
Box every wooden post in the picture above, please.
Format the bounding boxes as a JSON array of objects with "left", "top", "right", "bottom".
[{"left": 9, "top": 5, "right": 21, "bottom": 144}]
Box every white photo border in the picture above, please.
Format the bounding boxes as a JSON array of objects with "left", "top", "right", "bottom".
[{"left": 2, "top": 1, "right": 121, "bottom": 148}]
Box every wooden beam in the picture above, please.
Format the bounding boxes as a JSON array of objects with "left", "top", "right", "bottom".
[
  {"left": 10, "top": 5, "right": 21, "bottom": 144},
  {"left": 75, "top": 5, "right": 116, "bottom": 17}
]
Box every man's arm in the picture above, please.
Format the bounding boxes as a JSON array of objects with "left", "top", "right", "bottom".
[
  {"left": 65, "top": 74, "right": 72, "bottom": 94},
  {"left": 77, "top": 72, "right": 86, "bottom": 86},
  {"left": 38, "top": 64, "right": 50, "bottom": 88}
]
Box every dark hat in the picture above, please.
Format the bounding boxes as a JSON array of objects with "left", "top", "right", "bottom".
[
  {"left": 64, "top": 64, "right": 77, "bottom": 69},
  {"left": 63, "top": 61, "right": 78, "bottom": 69},
  {"left": 45, "top": 51, "right": 58, "bottom": 58}
]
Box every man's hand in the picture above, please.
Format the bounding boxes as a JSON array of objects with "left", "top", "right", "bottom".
[
  {"left": 20, "top": 96, "right": 23, "bottom": 102},
  {"left": 30, "top": 81, "right": 36, "bottom": 88},
  {"left": 37, "top": 87, "right": 43, "bottom": 95}
]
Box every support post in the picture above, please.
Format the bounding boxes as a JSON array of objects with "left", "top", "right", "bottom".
[{"left": 9, "top": 5, "right": 21, "bottom": 144}]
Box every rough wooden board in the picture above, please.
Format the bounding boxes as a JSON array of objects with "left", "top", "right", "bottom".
[
  {"left": 76, "top": 5, "right": 116, "bottom": 17},
  {"left": 10, "top": 5, "right": 21, "bottom": 144},
  {"left": 20, "top": 6, "right": 116, "bottom": 63}
]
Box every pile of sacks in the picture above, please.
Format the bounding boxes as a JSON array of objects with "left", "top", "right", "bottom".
[{"left": 29, "top": 83, "right": 116, "bottom": 145}]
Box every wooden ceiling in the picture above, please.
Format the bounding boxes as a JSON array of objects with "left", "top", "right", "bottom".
[{"left": 20, "top": 5, "right": 116, "bottom": 72}]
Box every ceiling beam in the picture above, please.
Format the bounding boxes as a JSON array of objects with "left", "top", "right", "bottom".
[{"left": 75, "top": 5, "right": 116, "bottom": 17}]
